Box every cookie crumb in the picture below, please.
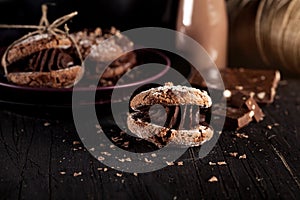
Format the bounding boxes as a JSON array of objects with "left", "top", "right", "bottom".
[
  {"left": 144, "top": 158, "right": 153, "bottom": 163},
  {"left": 101, "top": 152, "right": 111, "bottom": 156},
  {"left": 166, "top": 161, "right": 174, "bottom": 166},
  {"left": 98, "top": 156, "right": 105, "bottom": 161},
  {"left": 151, "top": 153, "right": 157, "bottom": 157},
  {"left": 217, "top": 161, "right": 227, "bottom": 165},
  {"left": 121, "top": 141, "right": 130, "bottom": 148},
  {"left": 267, "top": 125, "right": 272, "bottom": 130},
  {"left": 209, "top": 162, "right": 217, "bottom": 166},
  {"left": 43, "top": 122, "right": 51, "bottom": 127},
  {"left": 267, "top": 123, "right": 280, "bottom": 130},
  {"left": 235, "top": 85, "right": 243, "bottom": 90},
  {"left": 73, "top": 141, "right": 80, "bottom": 145},
  {"left": 239, "top": 154, "right": 247, "bottom": 159},
  {"left": 111, "top": 137, "right": 122, "bottom": 142},
  {"left": 73, "top": 172, "right": 82, "bottom": 177},
  {"left": 118, "top": 157, "right": 132, "bottom": 162},
  {"left": 229, "top": 152, "right": 238, "bottom": 157},
  {"left": 177, "top": 161, "right": 184, "bottom": 166},
  {"left": 89, "top": 147, "right": 95, "bottom": 151},
  {"left": 208, "top": 176, "right": 218, "bottom": 182},
  {"left": 235, "top": 133, "right": 249, "bottom": 139}
]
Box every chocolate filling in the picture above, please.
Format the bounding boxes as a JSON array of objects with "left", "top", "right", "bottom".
[{"left": 8, "top": 47, "right": 80, "bottom": 73}]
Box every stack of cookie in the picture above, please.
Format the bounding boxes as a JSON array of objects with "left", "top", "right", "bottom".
[
  {"left": 1, "top": 33, "right": 84, "bottom": 88},
  {"left": 127, "top": 82, "right": 214, "bottom": 148},
  {"left": 71, "top": 27, "right": 137, "bottom": 87}
]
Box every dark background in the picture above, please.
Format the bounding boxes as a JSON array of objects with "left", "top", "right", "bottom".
[{"left": 0, "top": 0, "right": 179, "bottom": 45}]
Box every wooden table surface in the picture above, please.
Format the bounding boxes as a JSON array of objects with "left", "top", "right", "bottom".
[{"left": 0, "top": 62, "right": 299, "bottom": 199}]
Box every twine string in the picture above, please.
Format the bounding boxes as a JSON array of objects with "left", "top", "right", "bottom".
[{"left": 256, "top": 0, "right": 300, "bottom": 74}]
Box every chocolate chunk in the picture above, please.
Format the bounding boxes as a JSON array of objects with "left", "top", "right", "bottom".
[
  {"left": 179, "top": 105, "right": 200, "bottom": 130},
  {"left": 212, "top": 104, "right": 254, "bottom": 130},
  {"left": 227, "top": 90, "right": 265, "bottom": 122},
  {"left": 132, "top": 105, "right": 181, "bottom": 130},
  {"left": 220, "top": 68, "right": 281, "bottom": 104},
  {"left": 189, "top": 67, "right": 281, "bottom": 104}
]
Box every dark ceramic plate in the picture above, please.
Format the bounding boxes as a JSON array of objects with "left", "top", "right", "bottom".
[{"left": 0, "top": 48, "right": 171, "bottom": 108}]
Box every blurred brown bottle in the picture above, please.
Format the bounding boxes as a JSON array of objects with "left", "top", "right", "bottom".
[{"left": 176, "top": 0, "right": 228, "bottom": 69}]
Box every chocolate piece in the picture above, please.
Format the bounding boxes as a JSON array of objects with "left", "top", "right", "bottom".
[
  {"left": 228, "top": 90, "right": 265, "bottom": 122},
  {"left": 212, "top": 104, "right": 254, "bottom": 130},
  {"left": 220, "top": 68, "right": 281, "bottom": 104},
  {"left": 189, "top": 67, "right": 281, "bottom": 104},
  {"left": 179, "top": 105, "right": 200, "bottom": 130}
]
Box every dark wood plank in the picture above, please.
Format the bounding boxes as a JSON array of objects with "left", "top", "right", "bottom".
[{"left": 0, "top": 78, "right": 299, "bottom": 199}]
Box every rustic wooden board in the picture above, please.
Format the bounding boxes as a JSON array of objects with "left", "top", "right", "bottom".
[{"left": 0, "top": 77, "right": 299, "bottom": 199}]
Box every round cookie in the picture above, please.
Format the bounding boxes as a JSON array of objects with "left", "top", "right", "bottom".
[
  {"left": 127, "top": 112, "right": 213, "bottom": 148},
  {"left": 130, "top": 82, "right": 212, "bottom": 111},
  {"left": 2, "top": 33, "right": 72, "bottom": 68},
  {"left": 1, "top": 33, "right": 84, "bottom": 88},
  {"left": 7, "top": 65, "right": 83, "bottom": 88}
]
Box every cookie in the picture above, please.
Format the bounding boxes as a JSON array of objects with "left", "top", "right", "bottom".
[
  {"left": 127, "top": 112, "right": 213, "bottom": 148},
  {"left": 130, "top": 82, "right": 212, "bottom": 111},
  {"left": 71, "top": 27, "right": 134, "bottom": 61},
  {"left": 85, "top": 51, "right": 137, "bottom": 80},
  {"left": 7, "top": 65, "right": 83, "bottom": 88},
  {"left": 1, "top": 33, "right": 84, "bottom": 88},
  {"left": 2, "top": 34, "right": 72, "bottom": 67},
  {"left": 71, "top": 27, "right": 136, "bottom": 85}
]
